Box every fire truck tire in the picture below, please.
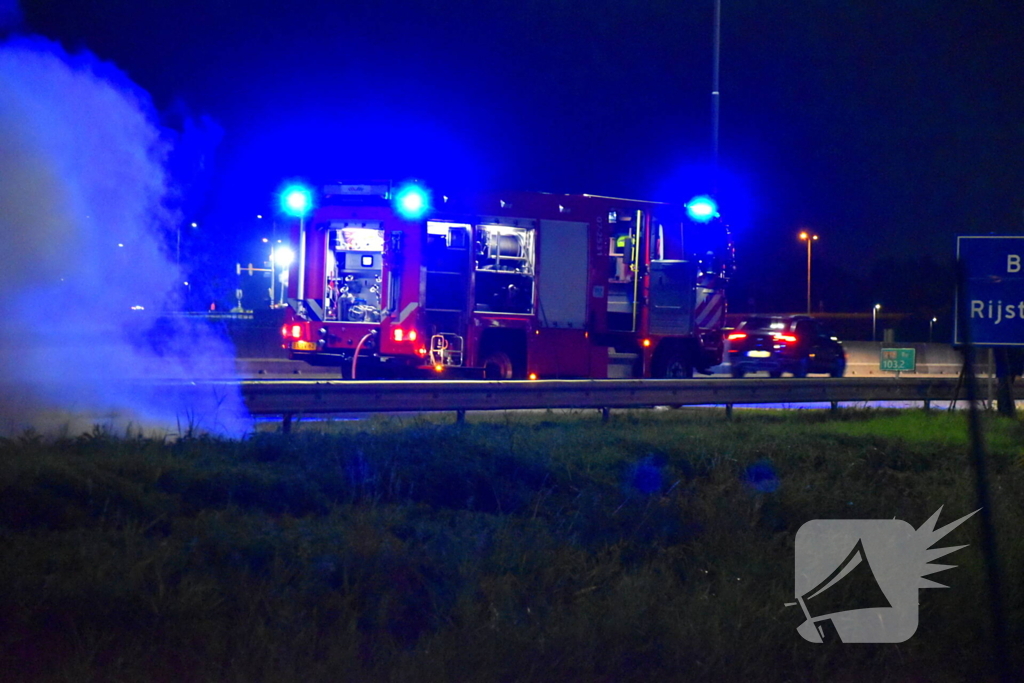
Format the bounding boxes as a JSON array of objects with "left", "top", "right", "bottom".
[
  {"left": 482, "top": 351, "right": 515, "bottom": 380},
  {"left": 655, "top": 351, "right": 694, "bottom": 379}
]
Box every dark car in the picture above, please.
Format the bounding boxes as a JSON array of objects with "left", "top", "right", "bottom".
[{"left": 727, "top": 315, "right": 846, "bottom": 378}]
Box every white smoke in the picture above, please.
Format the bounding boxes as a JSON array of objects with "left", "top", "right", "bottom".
[{"left": 0, "top": 37, "right": 252, "bottom": 437}]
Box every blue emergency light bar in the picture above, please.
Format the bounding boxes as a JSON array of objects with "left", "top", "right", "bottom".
[{"left": 686, "top": 195, "right": 719, "bottom": 223}]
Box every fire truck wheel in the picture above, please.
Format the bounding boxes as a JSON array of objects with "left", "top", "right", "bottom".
[
  {"left": 482, "top": 351, "right": 515, "bottom": 380},
  {"left": 656, "top": 352, "right": 693, "bottom": 379}
]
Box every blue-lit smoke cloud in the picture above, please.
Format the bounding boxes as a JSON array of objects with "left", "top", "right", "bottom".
[{"left": 0, "top": 37, "right": 251, "bottom": 437}]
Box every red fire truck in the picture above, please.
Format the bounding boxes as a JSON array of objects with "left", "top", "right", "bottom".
[{"left": 280, "top": 181, "right": 732, "bottom": 379}]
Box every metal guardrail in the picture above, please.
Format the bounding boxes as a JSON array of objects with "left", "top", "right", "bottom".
[{"left": 239, "top": 377, "right": 1020, "bottom": 425}]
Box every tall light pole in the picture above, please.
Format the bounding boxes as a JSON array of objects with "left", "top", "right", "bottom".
[
  {"left": 711, "top": 0, "right": 721, "bottom": 187},
  {"left": 929, "top": 316, "right": 937, "bottom": 342},
  {"left": 799, "top": 231, "right": 818, "bottom": 314},
  {"left": 873, "top": 303, "right": 882, "bottom": 341}
]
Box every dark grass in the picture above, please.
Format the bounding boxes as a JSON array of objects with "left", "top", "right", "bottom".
[{"left": 1, "top": 409, "right": 1022, "bottom": 681}]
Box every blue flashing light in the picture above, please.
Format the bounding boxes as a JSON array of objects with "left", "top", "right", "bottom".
[
  {"left": 281, "top": 184, "right": 313, "bottom": 217},
  {"left": 686, "top": 195, "right": 719, "bottom": 223},
  {"left": 393, "top": 183, "right": 430, "bottom": 220}
]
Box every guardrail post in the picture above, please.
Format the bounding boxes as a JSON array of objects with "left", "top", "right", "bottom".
[
  {"left": 830, "top": 401, "right": 839, "bottom": 414},
  {"left": 283, "top": 413, "right": 293, "bottom": 434},
  {"left": 601, "top": 407, "right": 610, "bottom": 423},
  {"left": 725, "top": 404, "right": 733, "bottom": 420},
  {"left": 456, "top": 410, "right": 466, "bottom": 425},
  {"left": 923, "top": 399, "right": 931, "bottom": 411}
]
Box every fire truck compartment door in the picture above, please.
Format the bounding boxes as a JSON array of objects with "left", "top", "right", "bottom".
[
  {"left": 649, "top": 260, "right": 696, "bottom": 336},
  {"left": 537, "top": 220, "right": 588, "bottom": 328}
]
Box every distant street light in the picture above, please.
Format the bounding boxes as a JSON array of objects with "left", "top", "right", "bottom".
[
  {"left": 873, "top": 304, "right": 882, "bottom": 341},
  {"left": 267, "top": 244, "right": 295, "bottom": 306},
  {"left": 929, "top": 316, "right": 938, "bottom": 343},
  {"left": 799, "top": 231, "right": 819, "bottom": 314},
  {"left": 271, "top": 245, "right": 295, "bottom": 269}
]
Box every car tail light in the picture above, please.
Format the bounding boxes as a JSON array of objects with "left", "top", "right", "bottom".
[
  {"left": 291, "top": 325, "right": 302, "bottom": 339},
  {"left": 773, "top": 333, "right": 797, "bottom": 343},
  {"left": 727, "top": 332, "right": 747, "bottom": 341}
]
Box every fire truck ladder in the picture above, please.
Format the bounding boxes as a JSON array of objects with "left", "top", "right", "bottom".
[{"left": 429, "top": 334, "right": 465, "bottom": 367}]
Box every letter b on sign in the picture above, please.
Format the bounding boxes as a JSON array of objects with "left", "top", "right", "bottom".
[{"left": 1009, "top": 254, "right": 1021, "bottom": 273}]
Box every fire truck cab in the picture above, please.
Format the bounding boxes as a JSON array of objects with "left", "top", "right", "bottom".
[{"left": 281, "top": 182, "right": 732, "bottom": 379}]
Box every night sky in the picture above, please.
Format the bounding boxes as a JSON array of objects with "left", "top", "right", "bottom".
[{"left": 12, "top": 0, "right": 1024, "bottom": 319}]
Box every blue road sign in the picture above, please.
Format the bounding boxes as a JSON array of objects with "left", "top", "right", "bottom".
[{"left": 955, "top": 236, "right": 1024, "bottom": 346}]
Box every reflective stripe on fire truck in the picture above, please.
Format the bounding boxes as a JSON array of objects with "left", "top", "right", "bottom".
[
  {"left": 397, "top": 301, "right": 418, "bottom": 324},
  {"left": 286, "top": 298, "right": 325, "bottom": 321},
  {"left": 694, "top": 288, "right": 725, "bottom": 329},
  {"left": 305, "top": 299, "right": 324, "bottom": 321}
]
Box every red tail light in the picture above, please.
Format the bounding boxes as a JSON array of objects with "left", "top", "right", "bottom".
[
  {"left": 774, "top": 333, "right": 797, "bottom": 343},
  {"left": 393, "top": 329, "right": 418, "bottom": 342},
  {"left": 727, "top": 332, "right": 747, "bottom": 341},
  {"left": 291, "top": 325, "right": 302, "bottom": 339}
]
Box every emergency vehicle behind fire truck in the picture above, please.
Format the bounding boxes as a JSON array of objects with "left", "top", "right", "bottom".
[{"left": 280, "top": 181, "right": 732, "bottom": 379}]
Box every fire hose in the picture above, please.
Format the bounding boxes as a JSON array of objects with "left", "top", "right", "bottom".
[{"left": 350, "top": 329, "right": 378, "bottom": 380}]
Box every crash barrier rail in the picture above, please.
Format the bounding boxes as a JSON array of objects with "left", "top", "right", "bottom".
[{"left": 237, "top": 377, "right": 1023, "bottom": 431}]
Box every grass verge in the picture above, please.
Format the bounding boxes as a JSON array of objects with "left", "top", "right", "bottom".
[{"left": 1, "top": 409, "right": 1021, "bottom": 681}]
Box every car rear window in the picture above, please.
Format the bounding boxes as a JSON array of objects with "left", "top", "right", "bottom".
[{"left": 740, "top": 317, "right": 780, "bottom": 331}]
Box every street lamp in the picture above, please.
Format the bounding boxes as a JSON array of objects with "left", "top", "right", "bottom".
[
  {"left": 929, "top": 316, "right": 938, "bottom": 343},
  {"left": 872, "top": 304, "right": 882, "bottom": 341},
  {"left": 799, "top": 231, "right": 819, "bottom": 314}
]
